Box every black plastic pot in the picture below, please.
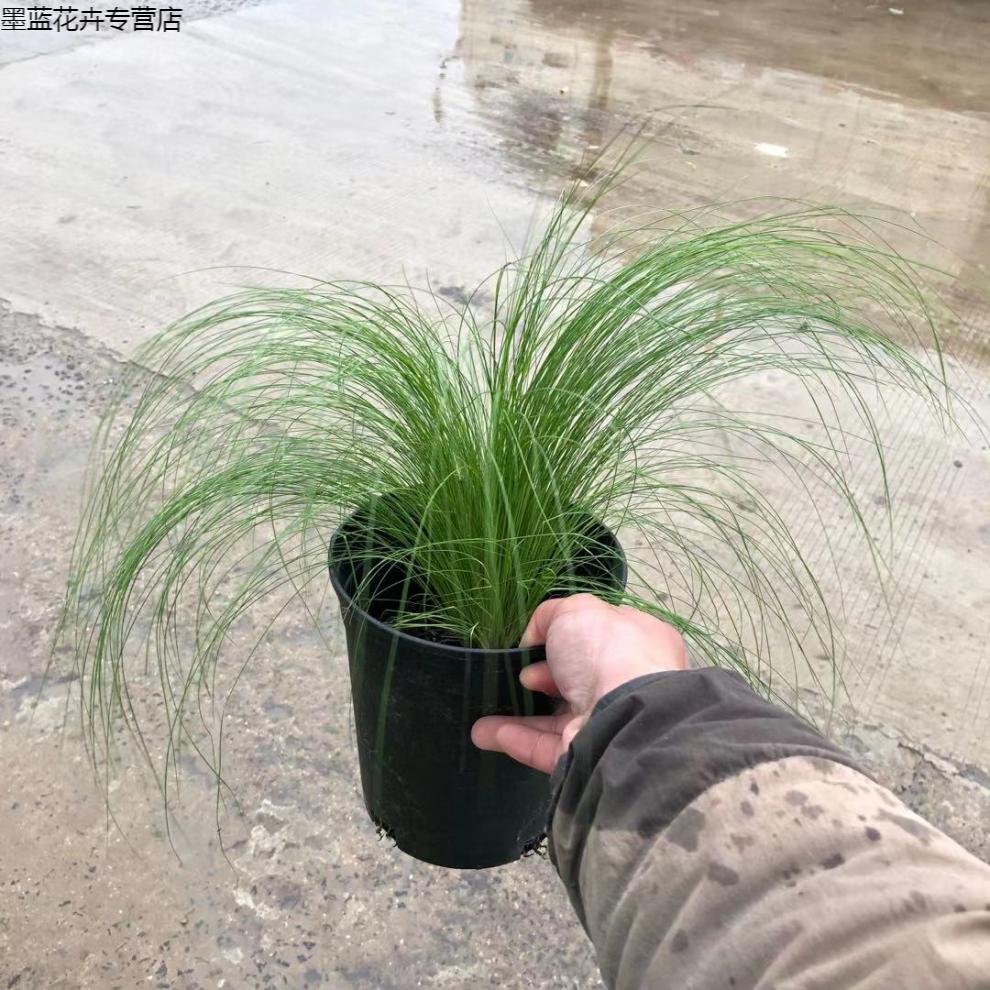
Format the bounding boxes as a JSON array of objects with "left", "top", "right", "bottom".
[{"left": 328, "top": 508, "right": 626, "bottom": 869}]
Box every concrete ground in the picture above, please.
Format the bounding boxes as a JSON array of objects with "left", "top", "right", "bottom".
[{"left": 2, "top": 1, "right": 990, "bottom": 987}]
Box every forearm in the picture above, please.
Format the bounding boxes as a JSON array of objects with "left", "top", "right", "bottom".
[{"left": 549, "top": 669, "right": 990, "bottom": 990}]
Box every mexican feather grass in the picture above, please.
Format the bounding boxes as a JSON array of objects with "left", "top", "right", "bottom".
[{"left": 56, "top": 164, "right": 952, "bottom": 794}]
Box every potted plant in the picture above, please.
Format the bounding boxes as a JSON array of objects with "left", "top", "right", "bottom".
[{"left": 56, "top": 162, "right": 949, "bottom": 868}]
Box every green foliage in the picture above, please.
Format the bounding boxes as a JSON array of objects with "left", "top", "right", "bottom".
[{"left": 57, "top": 163, "right": 951, "bottom": 782}]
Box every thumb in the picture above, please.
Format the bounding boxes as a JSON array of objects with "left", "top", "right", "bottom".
[{"left": 519, "top": 597, "right": 569, "bottom": 648}]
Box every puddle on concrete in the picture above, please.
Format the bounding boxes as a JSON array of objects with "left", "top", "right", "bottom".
[{"left": 456, "top": 0, "right": 990, "bottom": 363}]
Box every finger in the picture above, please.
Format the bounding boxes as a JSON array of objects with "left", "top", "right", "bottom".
[
  {"left": 471, "top": 717, "right": 563, "bottom": 774},
  {"left": 519, "top": 597, "right": 567, "bottom": 648},
  {"left": 473, "top": 712, "right": 571, "bottom": 740},
  {"left": 519, "top": 661, "right": 562, "bottom": 697}
]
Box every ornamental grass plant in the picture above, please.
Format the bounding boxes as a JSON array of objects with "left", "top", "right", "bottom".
[{"left": 56, "top": 160, "right": 951, "bottom": 798}]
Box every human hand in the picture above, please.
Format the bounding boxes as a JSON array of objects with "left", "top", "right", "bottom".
[{"left": 471, "top": 594, "right": 688, "bottom": 773}]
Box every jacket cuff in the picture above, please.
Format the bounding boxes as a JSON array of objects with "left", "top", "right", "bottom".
[{"left": 547, "top": 667, "right": 861, "bottom": 848}]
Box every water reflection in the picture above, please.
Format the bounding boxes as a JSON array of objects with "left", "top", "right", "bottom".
[{"left": 455, "top": 0, "right": 990, "bottom": 353}]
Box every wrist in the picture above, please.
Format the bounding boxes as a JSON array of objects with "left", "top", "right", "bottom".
[{"left": 593, "top": 660, "right": 669, "bottom": 708}]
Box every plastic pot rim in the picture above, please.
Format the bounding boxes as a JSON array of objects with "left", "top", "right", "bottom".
[
  {"left": 328, "top": 512, "right": 625, "bottom": 661},
  {"left": 327, "top": 546, "right": 547, "bottom": 661}
]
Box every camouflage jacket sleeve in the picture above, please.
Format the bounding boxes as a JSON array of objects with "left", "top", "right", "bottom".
[{"left": 548, "top": 668, "right": 990, "bottom": 990}]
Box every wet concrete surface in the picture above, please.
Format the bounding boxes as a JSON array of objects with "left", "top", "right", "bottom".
[
  {"left": 2, "top": 1, "right": 990, "bottom": 987},
  {"left": 0, "top": 1, "right": 278, "bottom": 65}
]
